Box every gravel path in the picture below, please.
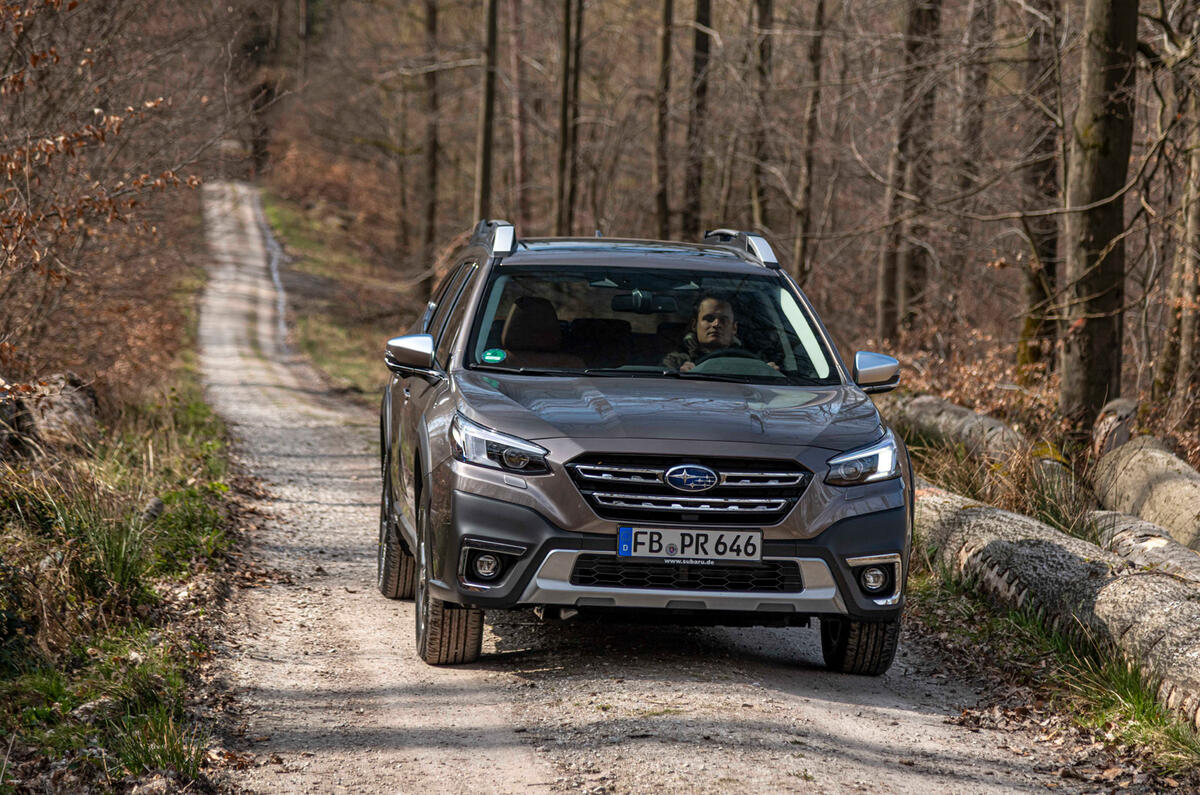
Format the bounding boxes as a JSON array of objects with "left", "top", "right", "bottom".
[{"left": 200, "top": 181, "right": 1085, "bottom": 794}]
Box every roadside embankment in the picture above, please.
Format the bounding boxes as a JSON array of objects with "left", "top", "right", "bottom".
[
  {"left": 879, "top": 391, "right": 1200, "bottom": 741},
  {"left": 915, "top": 483, "right": 1200, "bottom": 732}
]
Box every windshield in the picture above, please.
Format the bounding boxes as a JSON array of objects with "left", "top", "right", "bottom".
[{"left": 464, "top": 265, "right": 840, "bottom": 386}]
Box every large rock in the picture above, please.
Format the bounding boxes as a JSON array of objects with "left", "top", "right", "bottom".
[
  {"left": 1092, "top": 435, "right": 1200, "bottom": 550},
  {"left": 916, "top": 484, "right": 1200, "bottom": 731}
]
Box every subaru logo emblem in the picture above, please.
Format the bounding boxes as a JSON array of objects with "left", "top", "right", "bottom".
[{"left": 664, "top": 464, "right": 719, "bottom": 492}]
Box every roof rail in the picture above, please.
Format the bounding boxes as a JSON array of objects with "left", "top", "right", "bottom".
[
  {"left": 470, "top": 219, "right": 516, "bottom": 258},
  {"left": 703, "top": 228, "right": 780, "bottom": 269}
]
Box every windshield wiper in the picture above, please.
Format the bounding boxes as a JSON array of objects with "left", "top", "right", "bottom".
[
  {"left": 581, "top": 367, "right": 677, "bottom": 377},
  {"left": 470, "top": 364, "right": 589, "bottom": 377}
]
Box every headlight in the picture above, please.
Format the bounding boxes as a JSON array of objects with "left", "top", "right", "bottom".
[
  {"left": 825, "top": 428, "right": 900, "bottom": 486},
  {"left": 449, "top": 413, "right": 549, "bottom": 474}
]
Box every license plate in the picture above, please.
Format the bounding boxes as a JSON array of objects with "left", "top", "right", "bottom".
[{"left": 617, "top": 526, "right": 762, "bottom": 563}]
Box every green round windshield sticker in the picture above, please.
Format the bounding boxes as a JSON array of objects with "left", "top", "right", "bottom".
[{"left": 482, "top": 348, "right": 507, "bottom": 363}]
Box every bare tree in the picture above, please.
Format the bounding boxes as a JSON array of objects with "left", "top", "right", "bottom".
[
  {"left": 1016, "top": 0, "right": 1061, "bottom": 374},
  {"left": 945, "top": 0, "right": 995, "bottom": 284},
  {"left": 473, "top": 0, "right": 499, "bottom": 221},
  {"left": 508, "top": 0, "right": 530, "bottom": 231},
  {"left": 681, "top": 0, "right": 711, "bottom": 239},
  {"left": 421, "top": 0, "right": 440, "bottom": 300},
  {"left": 1169, "top": 88, "right": 1200, "bottom": 424},
  {"left": 654, "top": 0, "right": 673, "bottom": 240},
  {"left": 1060, "top": 0, "right": 1138, "bottom": 429},
  {"left": 554, "top": 0, "right": 573, "bottom": 235},
  {"left": 750, "top": 0, "right": 773, "bottom": 231},
  {"left": 896, "top": 2, "right": 943, "bottom": 329},
  {"left": 874, "top": 0, "right": 943, "bottom": 341},
  {"left": 565, "top": 0, "right": 584, "bottom": 234},
  {"left": 790, "top": 0, "right": 825, "bottom": 286}
]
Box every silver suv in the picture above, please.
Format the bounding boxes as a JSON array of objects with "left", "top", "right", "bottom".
[{"left": 378, "top": 223, "right": 912, "bottom": 674}]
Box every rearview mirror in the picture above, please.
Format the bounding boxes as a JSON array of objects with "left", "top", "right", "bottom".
[
  {"left": 385, "top": 334, "right": 435, "bottom": 374},
  {"left": 853, "top": 351, "right": 900, "bottom": 394},
  {"left": 611, "top": 290, "right": 679, "bottom": 314}
]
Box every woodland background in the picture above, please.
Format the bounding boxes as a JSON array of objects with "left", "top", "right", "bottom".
[{"left": 2, "top": 0, "right": 1198, "bottom": 452}]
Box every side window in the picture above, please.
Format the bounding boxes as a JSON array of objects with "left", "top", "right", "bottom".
[
  {"left": 435, "top": 266, "right": 479, "bottom": 368},
  {"left": 421, "top": 264, "right": 465, "bottom": 333},
  {"left": 427, "top": 263, "right": 471, "bottom": 342}
]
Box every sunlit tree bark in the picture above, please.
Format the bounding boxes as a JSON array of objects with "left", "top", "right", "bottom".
[
  {"left": 681, "top": 0, "right": 710, "bottom": 239},
  {"left": 1060, "top": 0, "right": 1138, "bottom": 430}
]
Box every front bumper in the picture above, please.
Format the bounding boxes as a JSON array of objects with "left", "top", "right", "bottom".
[{"left": 427, "top": 489, "right": 910, "bottom": 622}]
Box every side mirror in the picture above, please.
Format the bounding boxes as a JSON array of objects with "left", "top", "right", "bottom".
[
  {"left": 385, "top": 334, "right": 435, "bottom": 374},
  {"left": 853, "top": 351, "right": 900, "bottom": 394}
]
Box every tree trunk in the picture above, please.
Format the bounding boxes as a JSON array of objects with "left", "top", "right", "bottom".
[
  {"left": 654, "top": 0, "right": 673, "bottom": 240},
  {"left": 473, "top": 0, "right": 499, "bottom": 222},
  {"left": 508, "top": 0, "right": 530, "bottom": 231},
  {"left": 1092, "top": 436, "right": 1200, "bottom": 550},
  {"left": 882, "top": 393, "right": 1025, "bottom": 460},
  {"left": 790, "top": 0, "right": 825, "bottom": 286},
  {"left": 393, "top": 96, "right": 410, "bottom": 268},
  {"left": 1091, "top": 396, "right": 1137, "bottom": 457},
  {"left": 916, "top": 483, "right": 1200, "bottom": 732},
  {"left": 420, "top": 0, "right": 439, "bottom": 301},
  {"left": 681, "top": 0, "right": 711, "bottom": 239},
  {"left": 1016, "top": 0, "right": 1061, "bottom": 375},
  {"left": 1091, "top": 511, "right": 1200, "bottom": 584},
  {"left": 1168, "top": 89, "right": 1200, "bottom": 424},
  {"left": 749, "top": 0, "right": 773, "bottom": 231},
  {"left": 297, "top": 0, "right": 308, "bottom": 80},
  {"left": 553, "top": 0, "right": 573, "bottom": 235},
  {"left": 564, "top": 0, "right": 584, "bottom": 234},
  {"left": 1060, "top": 0, "right": 1138, "bottom": 431},
  {"left": 897, "top": 1, "right": 943, "bottom": 330},
  {"left": 874, "top": 0, "right": 942, "bottom": 341},
  {"left": 944, "top": 0, "right": 994, "bottom": 299},
  {"left": 1154, "top": 247, "right": 1184, "bottom": 400}
]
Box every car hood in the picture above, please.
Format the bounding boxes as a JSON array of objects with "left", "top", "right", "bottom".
[{"left": 455, "top": 371, "right": 882, "bottom": 452}]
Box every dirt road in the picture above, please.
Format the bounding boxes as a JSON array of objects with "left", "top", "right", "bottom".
[{"left": 200, "top": 181, "right": 1084, "bottom": 793}]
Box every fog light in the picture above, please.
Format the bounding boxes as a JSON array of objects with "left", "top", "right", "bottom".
[
  {"left": 860, "top": 566, "right": 888, "bottom": 592},
  {"left": 473, "top": 553, "right": 501, "bottom": 580}
]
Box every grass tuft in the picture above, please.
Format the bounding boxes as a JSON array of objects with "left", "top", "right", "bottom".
[
  {"left": 106, "top": 704, "right": 207, "bottom": 780},
  {"left": 909, "top": 569, "right": 1200, "bottom": 777},
  {"left": 907, "top": 437, "right": 1098, "bottom": 542},
  {"left": 0, "top": 368, "right": 229, "bottom": 788}
]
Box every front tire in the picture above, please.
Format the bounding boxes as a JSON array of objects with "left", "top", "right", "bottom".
[
  {"left": 414, "top": 499, "right": 483, "bottom": 665},
  {"left": 377, "top": 459, "right": 415, "bottom": 599},
  {"left": 820, "top": 615, "right": 901, "bottom": 676}
]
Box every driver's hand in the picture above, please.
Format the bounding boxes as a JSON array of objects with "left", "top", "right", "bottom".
[
  {"left": 680, "top": 361, "right": 696, "bottom": 372},
  {"left": 768, "top": 361, "right": 779, "bottom": 371}
]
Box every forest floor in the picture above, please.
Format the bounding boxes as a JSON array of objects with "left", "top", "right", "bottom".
[{"left": 200, "top": 181, "right": 1189, "bottom": 794}]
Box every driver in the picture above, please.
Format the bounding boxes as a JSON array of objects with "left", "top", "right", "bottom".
[{"left": 663, "top": 294, "right": 774, "bottom": 372}]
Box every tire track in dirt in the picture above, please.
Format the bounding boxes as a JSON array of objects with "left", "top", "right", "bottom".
[
  {"left": 201, "top": 180, "right": 1085, "bottom": 794},
  {"left": 201, "top": 181, "right": 555, "bottom": 794}
]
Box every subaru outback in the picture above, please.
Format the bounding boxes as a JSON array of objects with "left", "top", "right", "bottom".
[{"left": 378, "top": 222, "right": 912, "bottom": 675}]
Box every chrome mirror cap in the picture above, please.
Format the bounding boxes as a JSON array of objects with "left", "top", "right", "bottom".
[
  {"left": 853, "top": 351, "right": 900, "bottom": 394},
  {"left": 385, "top": 334, "right": 435, "bottom": 374}
]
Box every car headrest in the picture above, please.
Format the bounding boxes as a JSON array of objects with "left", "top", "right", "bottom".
[
  {"left": 657, "top": 321, "right": 686, "bottom": 341},
  {"left": 502, "top": 296, "right": 563, "bottom": 352},
  {"left": 571, "top": 318, "right": 632, "bottom": 340}
]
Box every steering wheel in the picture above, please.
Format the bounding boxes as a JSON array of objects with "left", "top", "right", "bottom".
[{"left": 693, "top": 347, "right": 761, "bottom": 365}]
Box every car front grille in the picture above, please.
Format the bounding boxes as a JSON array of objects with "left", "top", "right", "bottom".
[
  {"left": 569, "top": 554, "right": 803, "bottom": 593},
  {"left": 566, "top": 454, "right": 810, "bottom": 525}
]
